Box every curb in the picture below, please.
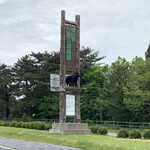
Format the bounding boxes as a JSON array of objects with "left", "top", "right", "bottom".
[{"left": 0, "top": 146, "right": 14, "bottom": 150}]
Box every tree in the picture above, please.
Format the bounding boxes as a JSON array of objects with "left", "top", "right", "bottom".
[
  {"left": 12, "top": 51, "right": 60, "bottom": 118},
  {"left": 80, "top": 47, "right": 105, "bottom": 85},
  {"left": 29, "top": 83, "right": 59, "bottom": 119},
  {"left": 11, "top": 47, "right": 105, "bottom": 119},
  {"left": 12, "top": 55, "right": 38, "bottom": 117},
  {"left": 0, "top": 64, "right": 13, "bottom": 120},
  {"left": 29, "top": 51, "right": 60, "bottom": 119},
  {"left": 102, "top": 57, "right": 131, "bottom": 121},
  {"left": 81, "top": 65, "right": 109, "bottom": 120},
  {"left": 30, "top": 51, "right": 60, "bottom": 83},
  {"left": 145, "top": 44, "right": 150, "bottom": 60},
  {"left": 123, "top": 57, "right": 150, "bottom": 122}
]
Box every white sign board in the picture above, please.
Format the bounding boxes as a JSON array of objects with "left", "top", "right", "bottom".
[
  {"left": 66, "top": 94, "right": 75, "bottom": 116},
  {"left": 50, "top": 74, "right": 60, "bottom": 91}
]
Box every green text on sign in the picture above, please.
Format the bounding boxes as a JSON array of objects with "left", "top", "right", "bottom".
[{"left": 66, "top": 27, "right": 76, "bottom": 61}]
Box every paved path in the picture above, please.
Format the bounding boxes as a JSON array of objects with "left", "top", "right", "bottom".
[{"left": 0, "top": 137, "right": 81, "bottom": 150}]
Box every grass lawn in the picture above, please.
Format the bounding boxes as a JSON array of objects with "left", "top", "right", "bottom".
[{"left": 0, "top": 126, "right": 150, "bottom": 150}]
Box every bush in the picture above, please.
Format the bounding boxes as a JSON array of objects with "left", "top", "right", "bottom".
[
  {"left": 2, "top": 122, "right": 10, "bottom": 126},
  {"left": 26, "top": 122, "right": 30, "bottom": 128},
  {"left": 0, "top": 121, "right": 4, "bottom": 126},
  {"left": 143, "top": 130, "right": 150, "bottom": 139},
  {"left": 49, "top": 120, "right": 53, "bottom": 124},
  {"left": 22, "top": 113, "right": 28, "bottom": 122},
  {"left": 130, "top": 130, "right": 141, "bottom": 139},
  {"left": 21, "top": 122, "right": 28, "bottom": 128},
  {"left": 148, "top": 124, "right": 150, "bottom": 129},
  {"left": 10, "top": 121, "right": 17, "bottom": 127},
  {"left": 34, "top": 122, "right": 45, "bottom": 130},
  {"left": 15, "top": 122, "right": 23, "bottom": 128},
  {"left": 117, "top": 129, "right": 129, "bottom": 138},
  {"left": 45, "top": 123, "right": 52, "bottom": 130},
  {"left": 89, "top": 126, "right": 99, "bottom": 134},
  {"left": 29, "top": 122, "right": 35, "bottom": 129},
  {"left": 28, "top": 122, "right": 45, "bottom": 130},
  {"left": 97, "top": 127, "right": 108, "bottom": 135},
  {"left": 86, "top": 119, "right": 93, "bottom": 125}
]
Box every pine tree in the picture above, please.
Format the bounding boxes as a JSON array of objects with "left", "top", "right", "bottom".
[
  {"left": 145, "top": 44, "right": 150, "bottom": 60},
  {"left": 12, "top": 55, "right": 38, "bottom": 117},
  {"left": 0, "top": 64, "right": 13, "bottom": 120}
]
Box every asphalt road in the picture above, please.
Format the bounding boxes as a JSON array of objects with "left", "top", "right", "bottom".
[{"left": 0, "top": 137, "right": 81, "bottom": 150}]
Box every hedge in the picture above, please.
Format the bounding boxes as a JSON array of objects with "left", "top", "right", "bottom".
[{"left": 0, "top": 121, "right": 52, "bottom": 130}]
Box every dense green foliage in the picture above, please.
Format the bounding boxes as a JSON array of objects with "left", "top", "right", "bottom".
[
  {"left": 2, "top": 122, "right": 10, "bottom": 126},
  {"left": 97, "top": 127, "right": 108, "bottom": 135},
  {"left": 143, "top": 130, "right": 150, "bottom": 139},
  {"left": 145, "top": 44, "right": 150, "bottom": 60},
  {"left": 0, "top": 64, "right": 13, "bottom": 119},
  {"left": 0, "top": 121, "right": 4, "bottom": 126},
  {"left": 10, "top": 121, "right": 17, "bottom": 127},
  {"left": 22, "top": 113, "right": 28, "bottom": 122},
  {"left": 89, "top": 126, "right": 99, "bottom": 134},
  {"left": 123, "top": 57, "right": 150, "bottom": 121},
  {"left": 89, "top": 126, "right": 108, "bottom": 135},
  {"left": 129, "top": 130, "right": 142, "bottom": 139},
  {"left": 0, "top": 46, "right": 150, "bottom": 122},
  {"left": 117, "top": 129, "right": 129, "bottom": 138}
]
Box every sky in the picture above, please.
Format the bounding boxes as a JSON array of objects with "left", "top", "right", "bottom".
[{"left": 0, "top": 0, "right": 150, "bottom": 66}]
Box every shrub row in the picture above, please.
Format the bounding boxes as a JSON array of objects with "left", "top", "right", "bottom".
[
  {"left": 117, "top": 129, "right": 150, "bottom": 139},
  {"left": 89, "top": 125, "right": 150, "bottom": 139},
  {"left": 89, "top": 126, "right": 108, "bottom": 135},
  {"left": 0, "top": 121, "right": 52, "bottom": 130}
]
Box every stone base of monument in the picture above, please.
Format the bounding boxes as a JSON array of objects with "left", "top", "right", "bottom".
[{"left": 49, "top": 123, "right": 91, "bottom": 135}]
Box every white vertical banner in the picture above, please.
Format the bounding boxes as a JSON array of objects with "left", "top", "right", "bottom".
[
  {"left": 66, "top": 94, "right": 75, "bottom": 116},
  {"left": 50, "top": 74, "right": 60, "bottom": 91}
]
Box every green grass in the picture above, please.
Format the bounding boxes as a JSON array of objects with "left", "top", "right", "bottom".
[
  {"left": 0, "top": 127, "right": 150, "bottom": 150},
  {"left": 107, "top": 129, "right": 119, "bottom": 133}
]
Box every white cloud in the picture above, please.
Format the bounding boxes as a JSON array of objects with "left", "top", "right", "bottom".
[{"left": 0, "top": 0, "right": 150, "bottom": 65}]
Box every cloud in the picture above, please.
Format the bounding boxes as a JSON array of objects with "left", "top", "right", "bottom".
[{"left": 0, "top": 0, "right": 150, "bottom": 65}]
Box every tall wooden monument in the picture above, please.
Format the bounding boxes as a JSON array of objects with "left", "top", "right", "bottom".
[
  {"left": 59, "top": 10, "right": 84, "bottom": 123},
  {"left": 50, "top": 11, "right": 91, "bottom": 134}
]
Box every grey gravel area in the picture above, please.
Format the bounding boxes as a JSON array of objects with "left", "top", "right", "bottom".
[
  {"left": 0, "top": 137, "right": 81, "bottom": 150},
  {"left": 107, "top": 132, "right": 117, "bottom": 137}
]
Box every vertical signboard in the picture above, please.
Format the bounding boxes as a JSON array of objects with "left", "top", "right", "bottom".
[
  {"left": 59, "top": 10, "right": 81, "bottom": 123},
  {"left": 50, "top": 74, "right": 60, "bottom": 91},
  {"left": 65, "top": 25, "right": 77, "bottom": 72},
  {"left": 66, "top": 94, "right": 75, "bottom": 116}
]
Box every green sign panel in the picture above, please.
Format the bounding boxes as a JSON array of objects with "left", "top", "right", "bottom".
[{"left": 66, "top": 27, "right": 76, "bottom": 61}]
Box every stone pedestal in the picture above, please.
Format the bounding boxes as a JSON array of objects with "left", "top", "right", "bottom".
[{"left": 49, "top": 123, "right": 91, "bottom": 135}]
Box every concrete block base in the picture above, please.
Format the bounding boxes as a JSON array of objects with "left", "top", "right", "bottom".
[{"left": 49, "top": 123, "right": 91, "bottom": 135}]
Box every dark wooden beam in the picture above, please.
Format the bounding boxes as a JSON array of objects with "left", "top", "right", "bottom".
[
  {"left": 65, "top": 20, "right": 77, "bottom": 26},
  {"left": 66, "top": 87, "right": 86, "bottom": 93},
  {"left": 59, "top": 10, "right": 66, "bottom": 123},
  {"left": 75, "top": 15, "right": 81, "bottom": 123}
]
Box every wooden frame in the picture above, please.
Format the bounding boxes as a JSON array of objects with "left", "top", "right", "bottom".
[{"left": 59, "top": 10, "right": 83, "bottom": 123}]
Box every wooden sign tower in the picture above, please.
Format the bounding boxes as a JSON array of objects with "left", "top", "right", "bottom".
[
  {"left": 60, "top": 10, "right": 83, "bottom": 123},
  {"left": 50, "top": 11, "right": 90, "bottom": 135}
]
